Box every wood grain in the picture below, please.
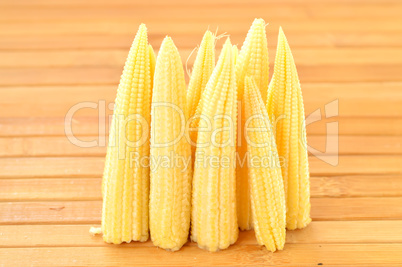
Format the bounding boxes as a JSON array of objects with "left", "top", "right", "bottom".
[
  {"left": 2, "top": 5, "right": 402, "bottom": 21},
  {"left": 2, "top": 19, "right": 402, "bottom": 36},
  {"left": 0, "top": 221, "right": 401, "bottom": 248},
  {"left": 2, "top": 33, "right": 402, "bottom": 50},
  {"left": 1, "top": 117, "right": 401, "bottom": 137},
  {"left": 2, "top": 48, "right": 402, "bottom": 68},
  {"left": 0, "top": 178, "right": 102, "bottom": 201},
  {"left": 310, "top": 175, "right": 402, "bottom": 197},
  {"left": 2, "top": 83, "right": 401, "bottom": 117},
  {"left": 1, "top": 244, "right": 402, "bottom": 266},
  {"left": 2, "top": 65, "right": 402, "bottom": 86},
  {"left": 2, "top": 0, "right": 402, "bottom": 6},
  {"left": 1, "top": 175, "right": 401, "bottom": 201},
  {"left": 0, "top": 155, "right": 401, "bottom": 178},
  {"left": 1, "top": 135, "right": 401, "bottom": 157},
  {"left": 2, "top": 197, "right": 402, "bottom": 224}
]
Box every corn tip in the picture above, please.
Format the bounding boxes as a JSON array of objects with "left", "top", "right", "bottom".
[
  {"left": 204, "top": 30, "right": 214, "bottom": 38},
  {"left": 138, "top": 23, "right": 148, "bottom": 34},
  {"left": 278, "top": 27, "right": 287, "bottom": 43},
  {"left": 160, "top": 36, "right": 178, "bottom": 54},
  {"left": 252, "top": 18, "right": 266, "bottom": 27},
  {"left": 224, "top": 37, "right": 232, "bottom": 46}
]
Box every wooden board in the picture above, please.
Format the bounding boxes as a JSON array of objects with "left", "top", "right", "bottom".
[
  {"left": 1, "top": 135, "right": 401, "bottom": 157},
  {"left": 1, "top": 0, "right": 402, "bottom": 266},
  {"left": 2, "top": 175, "right": 401, "bottom": 201},
  {"left": 2, "top": 83, "right": 402, "bottom": 117}
]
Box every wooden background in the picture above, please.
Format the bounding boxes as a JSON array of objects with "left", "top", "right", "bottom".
[{"left": 1, "top": 0, "right": 402, "bottom": 266}]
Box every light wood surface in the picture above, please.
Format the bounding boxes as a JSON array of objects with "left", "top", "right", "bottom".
[{"left": 1, "top": 0, "right": 401, "bottom": 266}]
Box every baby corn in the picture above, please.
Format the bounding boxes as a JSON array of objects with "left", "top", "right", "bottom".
[
  {"left": 149, "top": 36, "right": 192, "bottom": 251},
  {"left": 149, "top": 44, "right": 156, "bottom": 82},
  {"left": 191, "top": 39, "right": 238, "bottom": 252},
  {"left": 244, "top": 76, "right": 286, "bottom": 252},
  {"left": 235, "top": 18, "right": 269, "bottom": 231},
  {"left": 232, "top": 45, "right": 238, "bottom": 65},
  {"left": 98, "top": 20, "right": 311, "bottom": 252},
  {"left": 187, "top": 30, "right": 216, "bottom": 155},
  {"left": 236, "top": 18, "right": 269, "bottom": 102},
  {"left": 102, "top": 24, "right": 153, "bottom": 244},
  {"left": 266, "top": 28, "right": 311, "bottom": 230}
]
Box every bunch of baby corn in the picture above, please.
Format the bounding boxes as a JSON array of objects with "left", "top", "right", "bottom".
[{"left": 97, "top": 18, "right": 311, "bottom": 252}]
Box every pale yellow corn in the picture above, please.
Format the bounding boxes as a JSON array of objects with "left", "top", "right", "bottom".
[
  {"left": 236, "top": 18, "right": 269, "bottom": 103},
  {"left": 102, "top": 24, "right": 153, "bottom": 244},
  {"left": 235, "top": 18, "right": 269, "bottom": 231},
  {"left": 149, "top": 36, "right": 192, "bottom": 251},
  {"left": 187, "top": 30, "right": 215, "bottom": 155},
  {"left": 244, "top": 76, "right": 286, "bottom": 252},
  {"left": 149, "top": 44, "right": 156, "bottom": 83},
  {"left": 191, "top": 39, "right": 238, "bottom": 252},
  {"left": 266, "top": 27, "right": 311, "bottom": 230},
  {"left": 232, "top": 45, "right": 238, "bottom": 65}
]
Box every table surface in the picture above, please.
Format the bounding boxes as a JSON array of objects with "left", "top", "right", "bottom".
[{"left": 1, "top": 0, "right": 402, "bottom": 266}]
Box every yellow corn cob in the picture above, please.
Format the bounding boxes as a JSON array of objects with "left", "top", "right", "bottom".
[
  {"left": 236, "top": 18, "right": 269, "bottom": 103},
  {"left": 244, "top": 76, "right": 286, "bottom": 252},
  {"left": 235, "top": 18, "right": 269, "bottom": 231},
  {"left": 187, "top": 30, "right": 215, "bottom": 120},
  {"left": 191, "top": 39, "right": 238, "bottom": 252},
  {"left": 149, "top": 44, "right": 156, "bottom": 83},
  {"left": 187, "top": 30, "right": 215, "bottom": 154},
  {"left": 232, "top": 45, "right": 238, "bottom": 65},
  {"left": 266, "top": 27, "right": 311, "bottom": 230},
  {"left": 149, "top": 36, "right": 192, "bottom": 251},
  {"left": 101, "top": 24, "right": 153, "bottom": 244}
]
